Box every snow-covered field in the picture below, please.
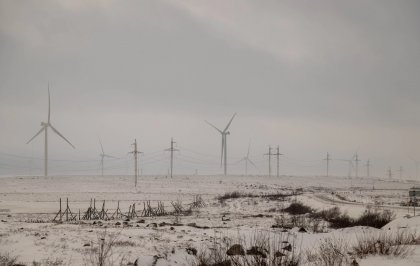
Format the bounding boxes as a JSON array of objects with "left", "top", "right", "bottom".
[{"left": 1, "top": 175, "right": 419, "bottom": 265}]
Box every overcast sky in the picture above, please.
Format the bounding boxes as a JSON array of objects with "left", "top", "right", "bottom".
[{"left": 1, "top": 0, "right": 420, "bottom": 178}]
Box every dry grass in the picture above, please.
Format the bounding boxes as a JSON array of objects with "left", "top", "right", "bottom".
[
  {"left": 305, "top": 237, "right": 350, "bottom": 266},
  {"left": 189, "top": 231, "right": 300, "bottom": 266},
  {"left": 351, "top": 230, "right": 416, "bottom": 258}
]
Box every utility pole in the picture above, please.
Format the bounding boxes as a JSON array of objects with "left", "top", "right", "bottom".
[
  {"left": 366, "top": 159, "right": 371, "bottom": 177},
  {"left": 388, "top": 167, "right": 392, "bottom": 179},
  {"left": 324, "top": 152, "right": 331, "bottom": 177},
  {"left": 264, "top": 146, "right": 272, "bottom": 177},
  {"left": 273, "top": 146, "right": 283, "bottom": 177},
  {"left": 130, "top": 139, "right": 142, "bottom": 187},
  {"left": 165, "top": 137, "right": 179, "bottom": 178},
  {"left": 354, "top": 153, "right": 360, "bottom": 178}
]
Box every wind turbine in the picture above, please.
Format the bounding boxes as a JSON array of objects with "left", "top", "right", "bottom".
[
  {"left": 26, "top": 85, "right": 75, "bottom": 176},
  {"left": 336, "top": 158, "right": 354, "bottom": 178},
  {"left": 205, "top": 113, "right": 237, "bottom": 176},
  {"left": 238, "top": 140, "right": 258, "bottom": 175},
  {"left": 98, "top": 138, "right": 116, "bottom": 176},
  {"left": 408, "top": 156, "right": 420, "bottom": 180}
]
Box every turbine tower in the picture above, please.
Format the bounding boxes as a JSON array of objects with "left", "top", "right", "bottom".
[
  {"left": 353, "top": 152, "right": 360, "bottom": 178},
  {"left": 205, "top": 113, "right": 237, "bottom": 176},
  {"left": 365, "top": 159, "right": 371, "bottom": 177},
  {"left": 98, "top": 138, "right": 115, "bottom": 176},
  {"left": 26, "top": 85, "right": 75, "bottom": 176},
  {"left": 324, "top": 152, "right": 331, "bottom": 177}
]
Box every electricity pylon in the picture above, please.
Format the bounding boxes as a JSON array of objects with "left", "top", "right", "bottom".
[
  {"left": 165, "top": 137, "right": 179, "bottom": 178},
  {"left": 130, "top": 139, "right": 142, "bottom": 187}
]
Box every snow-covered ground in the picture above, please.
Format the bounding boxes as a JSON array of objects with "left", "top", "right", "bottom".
[{"left": 0, "top": 175, "right": 419, "bottom": 265}]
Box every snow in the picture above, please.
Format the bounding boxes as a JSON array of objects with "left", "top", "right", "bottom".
[{"left": 0, "top": 174, "right": 419, "bottom": 265}]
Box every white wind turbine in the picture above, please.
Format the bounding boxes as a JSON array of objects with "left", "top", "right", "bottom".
[
  {"left": 239, "top": 140, "right": 258, "bottom": 175},
  {"left": 99, "top": 138, "right": 116, "bottom": 176},
  {"left": 26, "top": 86, "right": 75, "bottom": 176},
  {"left": 205, "top": 113, "right": 237, "bottom": 176}
]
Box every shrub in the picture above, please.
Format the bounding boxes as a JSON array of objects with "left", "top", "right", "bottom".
[
  {"left": 217, "top": 191, "right": 252, "bottom": 203},
  {"left": 352, "top": 230, "right": 416, "bottom": 258},
  {"left": 0, "top": 253, "right": 18, "bottom": 266},
  {"left": 354, "top": 209, "right": 395, "bottom": 229},
  {"left": 84, "top": 230, "right": 127, "bottom": 266},
  {"left": 283, "top": 202, "right": 313, "bottom": 215},
  {"left": 310, "top": 207, "right": 395, "bottom": 229},
  {"left": 305, "top": 237, "right": 350, "bottom": 266}
]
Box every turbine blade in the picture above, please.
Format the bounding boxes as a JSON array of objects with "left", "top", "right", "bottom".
[
  {"left": 99, "top": 138, "right": 104, "bottom": 154},
  {"left": 49, "top": 124, "right": 75, "bottom": 148},
  {"left": 103, "top": 154, "right": 117, "bottom": 158},
  {"left": 223, "top": 113, "right": 237, "bottom": 132},
  {"left": 48, "top": 83, "right": 51, "bottom": 123},
  {"left": 248, "top": 158, "right": 258, "bottom": 169},
  {"left": 26, "top": 127, "right": 45, "bottom": 144},
  {"left": 205, "top": 120, "right": 223, "bottom": 134}
]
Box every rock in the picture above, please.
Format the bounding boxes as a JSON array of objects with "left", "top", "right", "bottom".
[
  {"left": 212, "top": 260, "right": 231, "bottom": 266},
  {"left": 125, "top": 218, "right": 130, "bottom": 222},
  {"left": 83, "top": 243, "right": 90, "bottom": 247},
  {"left": 93, "top": 221, "right": 97, "bottom": 225},
  {"left": 41, "top": 236, "right": 46, "bottom": 239},
  {"left": 7, "top": 215, "right": 11, "bottom": 217},
  {"left": 274, "top": 251, "right": 286, "bottom": 257},
  {"left": 137, "top": 219, "right": 145, "bottom": 223},
  {"left": 147, "top": 223, "right": 157, "bottom": 228},
  {"left": 282, "top": 244, "right": 292, "bottom": 252},
  {"left": 226, "top": 244, "right": 245, "bottom": 256},
  {"left": 246, "top": 246, "right": 267, "bottom": 258},
  {"left": 186, "top": 247, "right": 198, "bottom": 256},
  {"left": 159, "top": 222, "right": 168, "bottom": 227},
  {"left": 115, "top": 222, "right": 121, "bottom": 226},
  {"left": 350, "top": 259, "right": 359, "bottom": 266},
  {"left": 298, "top": 227, "right": 307, "bottom": 233},
  {"left": 170, "top": 227, "right": 175, "bottom": 231}
]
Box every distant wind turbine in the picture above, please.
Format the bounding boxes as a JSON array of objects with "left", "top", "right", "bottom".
[
  {"left": 26, "top": 85, "right": 75, "bottom": 176},
  {"left": 408, "top": 156, "right": 420, "bottom": 180},
  {"left": 238, "top": 140, "right": 258, "bottom": 175},
  {"left": 99, "top": 138, "right": 116, "bottom": 176},
  {"left": 205, "top": 113, "right": 237, "bottom": 176}
]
